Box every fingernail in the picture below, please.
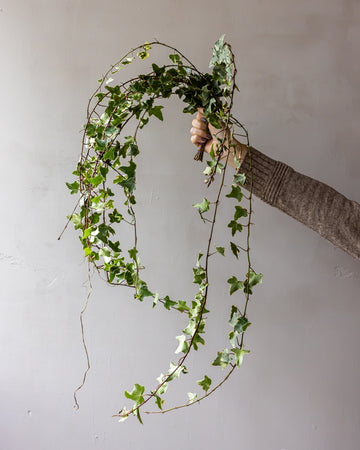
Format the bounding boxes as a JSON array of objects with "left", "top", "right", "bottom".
[
  {"left": 201, "top": 137, "right": 207, "bottom": 142},
  {"left": 206, "top": 133, "right": 212, "bottom": 139},
  {"left": 200, "top": 117, "right": 207, "bottom": 123}
]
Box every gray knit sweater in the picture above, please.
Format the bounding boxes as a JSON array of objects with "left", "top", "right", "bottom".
[{"left": 240, "top": 147, "right": 360, "bottom": 260}]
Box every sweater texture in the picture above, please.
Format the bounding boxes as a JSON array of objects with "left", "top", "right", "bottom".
[{"left": 240, "top": 147, "right": 360, "bottom": 260}]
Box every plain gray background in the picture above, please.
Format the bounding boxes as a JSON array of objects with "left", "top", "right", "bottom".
[{"left": 1, "top": 0, "right": 359, "bottom": 449}]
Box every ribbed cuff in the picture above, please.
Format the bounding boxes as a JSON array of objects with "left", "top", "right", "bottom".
[{"left": 239, "top": 147, "right": 292, "bottom": 205}]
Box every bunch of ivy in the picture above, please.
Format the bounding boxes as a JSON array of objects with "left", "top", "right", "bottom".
[{"left": 64, "top": 36, "right": 262, "bottom": 423}]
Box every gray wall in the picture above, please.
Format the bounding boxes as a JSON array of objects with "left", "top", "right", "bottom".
[{"left": 1, "top": 0, "right": 360, "bottom": 449}]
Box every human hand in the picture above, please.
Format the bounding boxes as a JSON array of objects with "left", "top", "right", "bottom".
[
  {"left": 190, "top": 107, "right": 226, "bottom": 159},
  {"left": 190, "top": 107, "right": 247, "bottom": 169}
]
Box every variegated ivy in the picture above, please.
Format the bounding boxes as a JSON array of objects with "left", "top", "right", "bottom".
[{"left": 63, "top": 36, "right": 262, "bottom": 424}]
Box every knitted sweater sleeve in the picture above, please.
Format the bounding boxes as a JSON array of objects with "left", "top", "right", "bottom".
[{"left": 240, "top": 147, "right": 360, "bottom": 260}]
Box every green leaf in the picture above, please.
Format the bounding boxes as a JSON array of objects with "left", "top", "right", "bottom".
[
  {"left": 234, "top": 316, "right": 251, "bottom": 333},
  {"left": 108, "top": 240, "right": 121, "bottom": 253},
  {"left": 119, "top": 160, "right": 136, "bottom": 178},
  {"left": 175, "top": 335, "right": 189, "bottom": 354},
  {"left": 193, "top": 198, "right": 210, "bottom": 214},
  {"left": 169, "top": 53, "right": 181, "bottom": 64},
  {"left": 234, "top": 205, "right": 248, "bottom": 220},
  {"left": 225, "top": 185, "right": 243, "bottom": 202},
  {"left": 228, "top": 330, "right": 238, "bottom": 347},
  {"left": 149, "top": 105, "right": 164, "bottom": 121},
  {"left": 216, "top": 246, "right": 225, "bottom": 256},
  {"left": 192, "top": 266, "right": 206, "bottom": 284},
  {"left": 152, "top": 292, "right": 159, "bottom": 308},
  {"left": 68, "top": 213, "right": 82, "bottom": 230},
  {"left": 66, "top": 181, "right": 79, "bottom": 195},
  {"left": 176, "top": 300, "right": 190, "bottom": 313},
  {"left": 122, "top": 56, "right": 134, "bottom": 65},
  {"left": 124, "top": 383, "right": 145, "bottom": 404},
  {"left": 192, "top": 331, "right": 205, "bottom": 351},
  {"left": 228, "top": 220, "right": 243, "bottom": 236},
  {"left": 197, "top": 375, "right": 212, "bottom": 392},
  {"left": 154, "top": 394, "right": 164, "bottom": 410},
  {"left": 227, "top": 276, "right": 244, "bottom": 295},
  {"left": 109, "top": 209, "right": 123, "bottom": 223},
  {"left": 230, "top": 242, "right": 240, "bottom": 259},
  {"left": 118, "top": 176, "right": 136, "bottom": 194},
  {"left": 128, "top": 247, "right": 138, "bottom": 260},
  {"left": 166, "top": 362, "right": 185, "bottom": 381},
  {"left": 187, "top": 392, "right": 197, "bottom": 403},
  {"left": 233, "top": 173, "right": 246, "bottom": 185},
  {"left": 125, "top": 381, "right": 145, "bottom": 424},
  {"left": 212, "top": 349, "right": 231, "bottom": 369},
  {"left": 183, "top": 319, "right": 196, "bottom": 336},
  {"left": 163, "top": 295, "right": 177, "bottom": 310},
  {"left": 99, "top": 247, "right": 111, "bottom": 264},
  {"left": 248, "top": 271, "right": 263, "bottom": 287},
  {"left": 136, "top": 283, "right": 153, "bottom": 301},
  {"left": 232, "top": 348, "right": 250, "bottom": 367},
  {"left": 137, "top": 50, "right": 150, "bottom": 60}
]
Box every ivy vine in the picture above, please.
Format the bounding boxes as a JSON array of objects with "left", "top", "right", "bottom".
[{"left": 60, "top": 36, "right": 263, "bottom": 424}]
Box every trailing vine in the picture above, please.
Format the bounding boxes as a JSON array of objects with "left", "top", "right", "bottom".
[{"left": 61, "top": 36, "right": 262, "bottom": 424}]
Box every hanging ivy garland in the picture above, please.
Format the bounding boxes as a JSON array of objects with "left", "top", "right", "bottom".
[{"left": 61, "top": 35, "right": 263, "bottom": 424}]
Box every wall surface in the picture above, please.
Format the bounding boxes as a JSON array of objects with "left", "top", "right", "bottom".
[{"left": 1, "top": 0, "right": 359, "bottom": 449}]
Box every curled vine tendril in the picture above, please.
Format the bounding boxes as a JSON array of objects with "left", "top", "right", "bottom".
[{"left": 61, "top": 36, "right": 262, "bottom": 423}]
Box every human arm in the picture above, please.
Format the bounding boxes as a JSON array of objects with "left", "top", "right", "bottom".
[{"left": 190, "top": 109, "right": 360, "bottom": 260}]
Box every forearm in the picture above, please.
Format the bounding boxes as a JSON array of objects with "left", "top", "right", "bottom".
[{"left": 239, "top": 146, "right": 360, "bottom": 260}]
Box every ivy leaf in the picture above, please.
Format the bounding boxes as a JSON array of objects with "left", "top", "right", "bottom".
[
  {"left": 119, "top": 160, "right": 136, "bottom": 178},
  {"left": 233, "top": 173, "right": 246, "bottom": 185},
  {"left": 176, "top": 300, "right": 190, "bottom": 313},
  {"left": 137, "top": 50, "right": 150, "bottom": 60},
  {"left": 175, "top": 335, "right": 189, "bottom": 354},
  {"left": 108, "top": 240, "right": 121, "bottom": 253},
  {"left": 84, "top": 247, "right": 92, "bottom": 257},
  {"left": 124, "top": 383, "right": 145, "bottom": 404},
  {"left": 193, "top": 198, "right": 210, "bottom": 214},
  {"left": 149, "top": 105, "right": 164, "bottom": 121},
  {"left": 228, "top": 330, "right": 238, "bottom": 347},
  {"left": 187, "top": 392, "right": 197, "bottom": 403},
  {"left": 68, "top": 213, "right": 82, "bottom": 230},
  {"left": 227, "top": 276, "right": 244, "bottom": 295},
  {"left": 99, "top": 247, "right": 111, "bottom": 264},
  {"left": 192, "top": 331, "right": 206, "bottom": 351},
  {"left": 166, "top": 362, "right": 186, "bottom": 381},
  {"left": 193, "top": 266, "right": 206, "bottom": 284},
  {"left": 169, "top": 53, "right": 181, "bottom": 64},
  {"left": 225, "top": 185, "right": 243, "bottom": 202},
  {"left": 230, "top": 242, "right": 240, "bottom": 259},
  {"left": 163, "top": 295, "right": 177, "bottom": 310},
  {"left": 118, "top": 406, "right": 129, "bottom": 423},
  {"left": 119, "top": 176, "right": 136, "bottom": 194},
  {"left": 234, "top": 205, "right": 248, "bottom": 220},
  {"left": 248, "top": 271, "right": 263, "bottom": 287},
  {"left": 216, "top": 246, "right": 225, "bottom": 256},
  {"left": 136, "top": 283, "right": 153, "bottom": 301},
  {"left": 109, "top": 209, "right": 123, "bottom": 223},
  {"left": 197, "top": 375, "right": 212, "bottom": 392},
  {"left": 124, "top": 383, "right": 145, "bottom": 424},
  {"left": 183, "top": 319, "right": 196, "bottom": 336},
  {"left": 66, "top": 181, "right": 79, "bottom": 195},
  {"left": 234, "top": 316, "right": 251, "bottom": 334},
  {"left": 154, "top": 394, "right": 164, "bottom": 410},
  {"left": 122, "top": 56, "right": 134, "bottom": 65},
  {"left": 228, "top": 220, "right": 243, "bottom": 236},
  {"left": 128, "top": 247, "right": 138, "bottom": 260},
  {"left": 212, "top": 349, "right": 231, "bottom": 369},
  {"left": 232, "top": 348, "right": 250, "bottom": 367}
]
